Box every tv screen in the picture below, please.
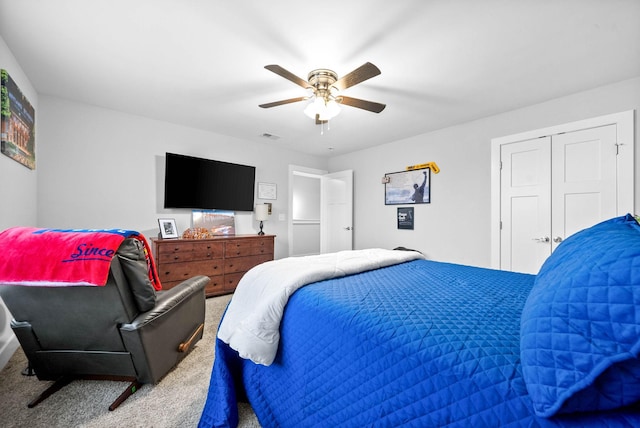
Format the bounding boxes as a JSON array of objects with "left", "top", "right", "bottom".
[{"left": 164, "top": 152, "right": 256, "bottom": 211}]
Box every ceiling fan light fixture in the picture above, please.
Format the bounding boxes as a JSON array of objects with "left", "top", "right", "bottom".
[
  {"left": 260, "top": 62, "right": 384, "bottom": 124},
  {"left": 304, "top": 96, "right": 341, "bottom": 121},
  {"left": 323, "top": 99, "right": 341, "bottom": 120}
]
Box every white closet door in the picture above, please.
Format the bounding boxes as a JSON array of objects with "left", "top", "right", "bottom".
[
  {"left": 500, "top": 137, "right": 551, "bottom": 273},
  {"left": 491, "top": 111, "right": 634, "bottom": 272},
  {"left": 550, "top": 124, "right": 618, "bottom": 249},
  {"left": 500, "top": 125, "right": 620, "bottom": 274}
]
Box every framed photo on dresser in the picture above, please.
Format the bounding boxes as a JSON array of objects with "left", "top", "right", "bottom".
[{"left": 158, "top": 218, "right": 178, "bottom": 239}]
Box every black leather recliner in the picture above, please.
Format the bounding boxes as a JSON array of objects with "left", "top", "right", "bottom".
[{"left": 0, "top": 237, "right": 209, "bottom": 410}]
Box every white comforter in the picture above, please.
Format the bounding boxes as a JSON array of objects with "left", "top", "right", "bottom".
[{"left": 217, "top": 248, "right": 424, "bottom": 365}]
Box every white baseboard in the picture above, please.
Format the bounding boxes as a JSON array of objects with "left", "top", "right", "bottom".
[
  {"left": 0, "top": 334, "right": 19, "bottom": 371},
  {"left": 0, "top": 298, "right": 18, "bottom": 371}
]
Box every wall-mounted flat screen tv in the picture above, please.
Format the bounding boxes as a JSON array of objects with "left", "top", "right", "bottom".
[{"left": 164, "top": 152, "right": 256, "bottom": 211}]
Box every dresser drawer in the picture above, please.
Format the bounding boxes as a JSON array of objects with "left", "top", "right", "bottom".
[
  {"left": 205, "top": 274, "right": 225, "bottom": 295},
  {"left": 224, "top": 254, "right": 272, "bottom": 274},
  {"left": 252, "top": 236, "right": 273, "bottom": 254},
  {"left": 157, "top": 242, "right": 223, "bottom": 263},
  {"left": 225, "top": 239, "right": 274, "bottom": 258},
  {"left": 162, "top": 274, "right": 225, "bottom": 295},
  {"left": 159, "top": 259, "right": 223, "bottom": 282},
  {"left": 192, "top": 242, "right": 223, "bottom": 260},
  {"left": 224, "top": 240, "right": 254, "bottom": 258},
  {"left": 157, "top": 242, "right": 196, "bottom": 264},
  {"left": 224, "top": 272, "right": 245, "bottom": 291}
]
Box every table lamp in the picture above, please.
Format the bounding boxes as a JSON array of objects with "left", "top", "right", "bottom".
[{"left": 255, "top": 204, "right": 269, "bottom": 235}]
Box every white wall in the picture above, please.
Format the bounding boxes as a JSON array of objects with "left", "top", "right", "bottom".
[
  {"left": 0, "top": 298, "right": 18, "bottom": 370},
  {"left": 291, "top": 173, "right": 321, "bottom": 256},
  {"left": 329, "top": 77, "right": 640, "bottom": 268},
  {"left": 293, "top": 174, "right": 321, "bottom": 220},
  {"left": 36, "top": 96, "right": 328, "bottom": 260}
]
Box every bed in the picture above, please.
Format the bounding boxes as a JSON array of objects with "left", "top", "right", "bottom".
[{"left": 199, "top": 214, "right": 640, "bottom": 427}]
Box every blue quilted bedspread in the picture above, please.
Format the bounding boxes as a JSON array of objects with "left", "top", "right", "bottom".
[{"left": 199, "top": 259, "right": 640, "bottom": 427}]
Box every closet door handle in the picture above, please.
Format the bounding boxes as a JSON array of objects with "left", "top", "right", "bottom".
[
  {"left": 553, "top": 236, "right": 563, "bottom": 243},
  {"left": 532, "top": 237, "right": 550, "bottom": 243}
]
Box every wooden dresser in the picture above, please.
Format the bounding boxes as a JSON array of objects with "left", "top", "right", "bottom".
[{"left": 152, "top": 235, "right": 275, "bottom": 297}]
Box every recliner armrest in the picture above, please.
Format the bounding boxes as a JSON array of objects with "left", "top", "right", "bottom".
[
  {"left": 118, "top": 275, "right": 209, "bottom": 383},
  {"left": 120, "top": 275, "right": 209, "bottom": 331}
]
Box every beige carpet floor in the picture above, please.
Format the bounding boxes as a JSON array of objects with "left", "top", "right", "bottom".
[{"left": 0, "top": 294, "right": 260, "bottom": 427}]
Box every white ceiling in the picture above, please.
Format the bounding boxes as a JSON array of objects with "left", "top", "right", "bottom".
[{"left": 1, "top": 0, "right": 639, "bottom": 157}]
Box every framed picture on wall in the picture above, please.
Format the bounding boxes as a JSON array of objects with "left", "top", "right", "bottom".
[
  {"left": 1, "top": 69, "right": 36, "bottom": 170},
  {"left": 397, "top": 207, "right": 414, "bottom": 230},
  {"left": 258, "top": 182, "right": 277, "bottom": 200},
  {"left": 385, "top": 168, "right": 430, "bottom": 205}
]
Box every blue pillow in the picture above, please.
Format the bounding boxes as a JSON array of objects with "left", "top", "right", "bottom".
[{"left": 520, "top": 214, "right": 640, "bottom": 417}]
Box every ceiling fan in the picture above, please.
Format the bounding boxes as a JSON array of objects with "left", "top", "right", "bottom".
[{"left": 259, "top": 62, "right": 386, "bottom": 124}]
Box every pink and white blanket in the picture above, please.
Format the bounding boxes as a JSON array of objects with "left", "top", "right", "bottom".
[{"left": 0, "top": 227, "right": 161, "bottom": 289}]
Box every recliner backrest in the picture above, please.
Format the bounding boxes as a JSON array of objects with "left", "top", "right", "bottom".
[
  {"left": 0, "top": 238, "right": 157, "bottom": 352},
  {"left": 115, "top": 237, "right": 157, "bottom": 312}
]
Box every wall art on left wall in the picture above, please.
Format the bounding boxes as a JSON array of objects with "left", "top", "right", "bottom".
[{"left": 1, "top": 69, "right": 36, "bottom": 170}]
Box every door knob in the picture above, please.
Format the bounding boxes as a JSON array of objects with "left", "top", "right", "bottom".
[
  {"left": 345, "top": 226, "right": 352, "bottom": 231},
  {"left": 553, "top": 236, "right": 563, "bottom": 243},
  {"left": 532, "top": 237, "right": 550, "bottom": 243}
]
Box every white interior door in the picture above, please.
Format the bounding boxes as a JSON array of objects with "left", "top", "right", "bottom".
[
  {"left": 491, "top": 111, "right": 634, "bottom": 271},
  {"left": 500, "top": 137, "right": 551, "bottom": 273},
  {"left": 500, "top": 124, "right": 623, "bottom": 274},
  {"left": 320, "top": 170, "right": 353, "bottom": 253},
  {"left": 551, "top": 125, "right": 618, "bottom": 248}
]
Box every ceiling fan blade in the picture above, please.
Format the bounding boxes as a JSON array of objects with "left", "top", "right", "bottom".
[
  {"left": 332, "top": 62, "right": 381, "bottom": 91},
  {"left": 259, "top": 96, "right": 308, "bottom": 109},
  {"left": 338, "top": 96, "right": 386, "bottom": 113},
  {"left": 264, "top": 65, "right": 312, "bottom": 89}
]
